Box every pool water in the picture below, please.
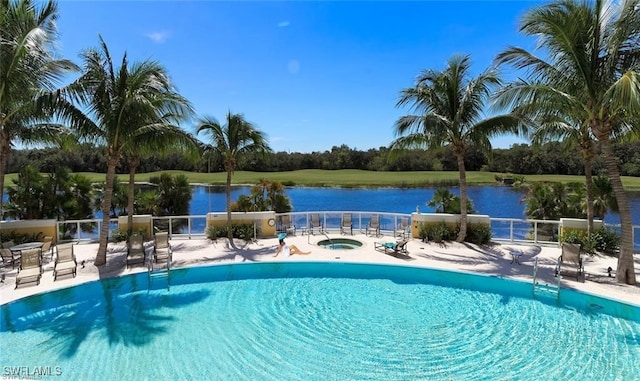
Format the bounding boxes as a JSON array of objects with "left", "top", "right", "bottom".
[
  {"left": 1, "top": 262, "right": 639, "bottom": 380},
  {"left": 317, "top": 238, "right": 363, "bottom": 249}
]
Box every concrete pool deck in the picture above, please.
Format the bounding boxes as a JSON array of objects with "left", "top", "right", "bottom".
[{"left": 1, "top": 233, "right": 639, "bottom": 306}]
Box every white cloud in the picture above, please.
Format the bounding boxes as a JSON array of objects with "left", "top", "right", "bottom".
[
  {"left": 277, "top": 21, "right": 290, "bottom": 28},
  {"left": 145, "top": 31, "right": 171, "bottom": 44}
]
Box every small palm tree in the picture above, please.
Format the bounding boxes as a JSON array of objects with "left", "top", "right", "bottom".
[
  {"left": 495, "top": 0, "right": 640, "bottom": 284},
  {"left": 0, "top": 0, "right": 77, "bottom": 215},
  {"left": 391, "top": 54, "right": 525, "bottom": 242},
  {"left": 197, "top": 112, "right": 271, "bottom": 247},
  {"left": 53, "top": 36, "right": 189, "bottom": 265}
]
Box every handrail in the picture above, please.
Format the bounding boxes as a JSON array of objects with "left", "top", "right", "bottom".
[{"left": 49, "top": 212, "right": 640, "bottom": 251}]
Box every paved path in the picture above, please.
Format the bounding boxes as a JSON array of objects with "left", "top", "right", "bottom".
[{"left": 1, "top": 233, "right": 639, "bottom": 306}]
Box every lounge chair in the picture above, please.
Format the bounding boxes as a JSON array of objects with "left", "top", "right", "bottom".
[
  {"left": 278, "top": 215, "right": 296, "bottom": 236},
  {"left": 54, "top": 243, "right": 77, "bottom": 281},
  {"left": 0, "top": 248, "right": 20, "bottom": 269},
  {"left": 555, "top": 243, "right": 584, "bottom": 281},
  {"left": 366, "top": 215, "right": 380, "bottom": 237},
  {"left": 374, "top": 239, "right": 409, "bottom": 256},
  {"left": 127, "top": 234, "right": 146, "bottom": 268},
  {"left": 40, "top": 238, "right": 55, "bottom": 262},
  {"left": 341, "top": 214, "right": 353, "bottom": 235},
  {"left": 153, "top": 232, "right": 172, "bottom": 263},
  {"left": 15, "top": 248, "right": 42, "bottom": 289},
  {"left": 395, "top": 217, "right": 410, "bottom": 239},
  {"left": 309, "top": 213, "right": 323, "bottom": 235}
]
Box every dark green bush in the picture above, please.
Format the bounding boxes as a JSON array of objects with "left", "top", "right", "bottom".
[
  {"left": 466, "top": 223, "right": 492, "bottom": 245},
  {"left": 559, "top": 227, "right": 620, "bottom": 256},
  {"left": 206, "top": 223, "right": 255, "bottom": 241},
  {"left": 0, "top": 230, "right": 43, "bottom": 244},
  {"left": 421, "top": 222, "right": 458, "bottom": 243},
  {"left": 110, "top": 228, "right": 147, "bottom": 243}
]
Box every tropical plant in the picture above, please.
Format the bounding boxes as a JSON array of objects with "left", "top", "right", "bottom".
[
  {"left": 232, "top": 179, "right": 292, "bottom": 213},
  {"left": 592, "top": 175, "right": 618, "bottom": 220},
  {"left": 495, "top": 0, "right": 640, "bottom": 284},
  {"left": 52, "top": 36, "right": 189, "bottom": 266},
  {"left": 0, "top": 0, "right": 77, "bottom": 216},
  {"left": 391, "top": 54, "right": 525, "bottom": 242},
  {"left": 196, "top": 112, "right": 271, "bottom": 248},
  {"left": 427, "top": 187, "right": 475, "bottom": 214},
  {"left": 4, "top": 165, "right": 94, "bottom": 221},
  {"left": 121, "top": 98, "right": 196, "bottom": 235},
  {"left": 528, "top": 115, "right": 599, "bottom": 232}
]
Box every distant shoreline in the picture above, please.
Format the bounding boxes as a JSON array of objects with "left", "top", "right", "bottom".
[{"left": 6, "top": 169, "right": 640, "bottom": 190}]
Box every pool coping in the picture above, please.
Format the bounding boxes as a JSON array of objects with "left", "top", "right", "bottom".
[{"left": 1, "top": 233, "right": 639, "bottom": 307}]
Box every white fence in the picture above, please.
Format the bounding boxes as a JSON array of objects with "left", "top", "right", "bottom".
[{"left": 54, "top": 211, "right": 640, "bottom": 252}]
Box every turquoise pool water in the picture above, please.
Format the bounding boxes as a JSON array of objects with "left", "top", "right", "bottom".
[
  {"left": 317, "top": 238, "right": 363, "bottom": 249},
  {"left": 1, "top": 262, "right": 639, "bottom": 380}
]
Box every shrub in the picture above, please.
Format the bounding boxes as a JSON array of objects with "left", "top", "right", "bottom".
[
  {"left": 466, "top": 223, "right": 492, "bottom": 245},
  {"left": 559, "top": 227, "right": 620, "bottom": 256},
  {"left": 110, "top": 228, "right": 147, "bottom": 243},
  {"left": 421, "top": 222, "right": 458, "bottom": 243},
  {"left": 206, "top": 223, "right": 256, "bottom": 241}
]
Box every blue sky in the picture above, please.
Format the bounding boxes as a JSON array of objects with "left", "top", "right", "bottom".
[{"left": 56, "top": 1, "right": 543, "bottom": 153}]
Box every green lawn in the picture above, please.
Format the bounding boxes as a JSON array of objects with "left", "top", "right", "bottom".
[{"left": 18, "top": 169, "right": 638, "bottom": 189}]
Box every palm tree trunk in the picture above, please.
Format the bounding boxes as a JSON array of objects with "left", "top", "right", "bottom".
[
  {"left": 126, "top": 156, "right": 139, "bottom": 236},
  {"left": 599, "top": 137, "right": 636, "bottom": 285},
  {"left": 95, "top": 155, "right": 119, "bottom": 266},
  {"left": 583, "top": 152, "right": 595, "bottom": 234},
  {"left": 226, "top": 168, "right": 236, "bottom": 248},
  {"left": 456, "top": 152, "right": 468, "bottom": 243},
  {"left": 0, "top": 132, "right": 9, "bottom": 220}
]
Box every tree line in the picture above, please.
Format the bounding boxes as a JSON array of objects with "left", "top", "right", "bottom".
[{"left": 8, "top": 140, "right": 640, "bottom": 176}]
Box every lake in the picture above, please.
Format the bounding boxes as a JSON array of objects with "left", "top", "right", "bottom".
[{"left": 191, "top": 185, "right": 640, "bottom": 225}]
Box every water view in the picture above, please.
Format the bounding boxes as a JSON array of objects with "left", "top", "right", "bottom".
[{"left": 192, "top": 185, "right": 640, "bottom": 225}]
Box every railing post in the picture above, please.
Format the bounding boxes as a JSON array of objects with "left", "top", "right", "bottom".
[{"left": 510, "top": 220, "right": 514, "bottom": 242}]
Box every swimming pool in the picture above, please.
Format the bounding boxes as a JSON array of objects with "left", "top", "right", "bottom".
[
  {"left": 1, "top": 262, "right": 639, "bottom": 380},
  {"left": 317, "top": 238, "right": 363, "bottom": 249}
]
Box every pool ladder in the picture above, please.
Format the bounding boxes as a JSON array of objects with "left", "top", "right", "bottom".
[
  {"left": 532, "top": 258, "right": 560, "bottom": 301},
  {"left": 148, "top": 256, "right": 171, "bottom": 291}
]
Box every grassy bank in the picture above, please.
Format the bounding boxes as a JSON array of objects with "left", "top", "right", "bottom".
[{"left": 15, "top": 169, "right": 637, "bottom": 189}]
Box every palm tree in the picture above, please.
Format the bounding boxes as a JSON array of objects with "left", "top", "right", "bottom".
[
  {"left": 0, "top": 0, "right": 77, "bottom": 216},
  {"left": 196, "top": 112, "right": 271, "bottom": 248},
  {"left": 391, "top": 54, "right": 525, "bottom": 242},
  {"left": 527, "top": 114, "right": 599, "bottom": 233},
  {"left": 53, "top": 36, "right": 190, "bottom": 265},
  {"left": 495, "top": 0, "right": 640, "bottom": 284},
  {"left": 122, "top": 106, "right": 197, "bottom": 236}
]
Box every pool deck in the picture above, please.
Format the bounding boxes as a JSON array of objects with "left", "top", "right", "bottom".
[{"left": 1, "top": 233, "right": 639, "bottom": 306}]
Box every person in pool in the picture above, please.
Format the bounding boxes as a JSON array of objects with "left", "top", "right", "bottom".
[{"left": 273, "top": 235, "right": 311, "bottom": 257}]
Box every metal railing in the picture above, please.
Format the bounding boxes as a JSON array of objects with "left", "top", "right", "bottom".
[{"left": 55, "top": 211, "right": 640, "bottom": 252}]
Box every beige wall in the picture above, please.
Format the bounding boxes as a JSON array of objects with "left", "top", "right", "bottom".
[
  {"left": 0, "top": 219, "right": 58, "bottom": 243},
  {"left": 206, "top": 211, "right": 277, "bottom": 238}
]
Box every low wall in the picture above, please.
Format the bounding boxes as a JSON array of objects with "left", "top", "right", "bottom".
[
  {"left": 117, "top": 215, "right": 153, "bottom": 239},
  {"left": 0, "top": 219, "right": 58, "bottom": 243},
  {"left": 560, "top": 218, "right": 603, "bottom": 236},
  {"left": 207, "top": 211, "right": 277, "bottom": 238}
]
